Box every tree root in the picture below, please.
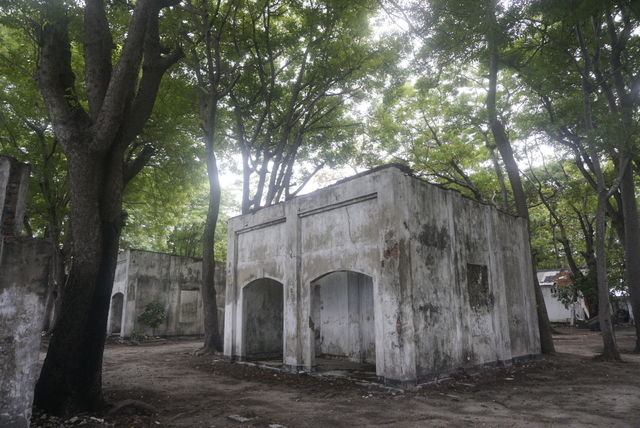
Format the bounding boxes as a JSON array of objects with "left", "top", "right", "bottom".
[
  {"left": 194, "top": 346, "right": 221, "bottom": 356},
  {"left": 593, "top": 353, "right": 622, "bottom": 362}
]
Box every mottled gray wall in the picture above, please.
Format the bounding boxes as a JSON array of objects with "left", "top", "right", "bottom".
[
  {"left": 108, "top": 250, "right": 226, "bottom": 339},
  {"left": 311, "top": 271, "right": 375, "bottom": 363},
  {"left": 225, "top": 165, "right": 540, "bottom": 387},
  {"left": 405, "top": 178, "right": 539, "bottom": 382},
  {"left": 0, "top": 239, "right": 52, "bottom": 428}
]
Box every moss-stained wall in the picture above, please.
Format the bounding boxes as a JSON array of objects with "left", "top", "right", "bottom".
[
  {"left": 225, "top": 165, "right": 540, "bottom": 387},
  {"left": 0, "top": 238, "right": 52, "bottom": 427},
  {"left": 108, "top": 250, "right": 226, "bottom": 339}
]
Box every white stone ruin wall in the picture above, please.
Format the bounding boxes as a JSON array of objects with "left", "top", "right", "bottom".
[
  {"left": 108, "top": 249, "right": 226, "bottom": 339},
  {"left": 1, "top": 156, "right": 52, "bottom": 428},
  {"left": 224, "top": 165, "right": 541, "bottom": 387}
]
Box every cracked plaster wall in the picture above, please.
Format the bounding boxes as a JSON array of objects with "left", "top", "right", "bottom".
[
  {"left": 108, "top": 250, "right": 225, "bottom": 339},
  {"left": 0, "top": 239, "right": 52, "bottom": 428},
  {"left": 1, "top": 156, "right": 51, "bottom": 428},
  {"left": 224, "top": 165, "right": 540, "bottom": 387}
]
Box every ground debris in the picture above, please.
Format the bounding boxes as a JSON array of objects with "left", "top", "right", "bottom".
[
  {"left": 31, "top": 407, "right": 163, "bottom": 428},
  {"left": 228, "top": 413, "right": 255, "bottom": 422},
  {"left": 31, "top": 409, "right": 115, "bottom": 427},
  {"left": 32, "top": 325, "right": 640, "bottom": 427}
]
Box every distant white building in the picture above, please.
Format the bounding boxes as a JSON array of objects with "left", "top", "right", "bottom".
[{"left": 537, "top": 269, "right": 587, "bottom": 324}]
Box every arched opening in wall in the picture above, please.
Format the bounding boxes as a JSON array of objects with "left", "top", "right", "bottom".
[
  {"left": 109, "top": 292, "right": 124, "bottom": 334},
  {"left": 311, "top": 271, "right": 375, "bottom": 364},
  {"left": 242, "top": 278, "right": 284, "bottom": 360}
]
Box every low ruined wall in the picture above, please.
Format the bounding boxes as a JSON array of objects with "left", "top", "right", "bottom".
[
  {"left": 0, "top": 156, "right": 52, "bottom": 427},
  {"left": 108, "top": 250, "right": 226, "bottom": 340},
  {"left": 0, "top": 238, "right": 52, "bottom": 428}
]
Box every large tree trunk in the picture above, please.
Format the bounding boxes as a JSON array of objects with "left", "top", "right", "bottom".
[
  {"left": 593, "top": 186, "right": 621, "bottom": 360},
  {"left": 619, "top": 158, "right": 640, "bottom": 352},
  {"left": 31, "top": 0, "right": 182, "bottom": 415},
  {"left": 198, "top": 143, "right": 223, "bottom": 354},
  {"left": 35, "top": 148, "right": 124, "bottom": 414}
]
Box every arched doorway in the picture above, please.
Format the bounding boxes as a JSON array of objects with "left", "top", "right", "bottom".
[
  {"left": 311, "top": 271, "right": 375, "bottom": 363},
  {"left": 242, "top": 278, "right": 284, "bottom": 359},
  {"left": 109, "top": 292, "right": 124, "bottom": 335}
]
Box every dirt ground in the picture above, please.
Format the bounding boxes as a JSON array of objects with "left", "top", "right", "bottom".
[{"left": 32, "top": 324, "right": 640, "bottom": 428}]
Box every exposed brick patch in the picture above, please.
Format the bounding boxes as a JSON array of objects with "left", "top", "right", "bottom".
[{"left": 383, "top": 244, "right": 398, "bottom": 260}]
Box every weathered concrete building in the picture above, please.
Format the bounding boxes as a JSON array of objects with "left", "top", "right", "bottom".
[
  {"left": 1, "top": 155, "right": 52, "bottom": 428},
  {"left": 224, "top": 165, "right": 540, "bottom": 388},
  {"left": 107, "top": 249, "right": 225, "bottom": 339}
]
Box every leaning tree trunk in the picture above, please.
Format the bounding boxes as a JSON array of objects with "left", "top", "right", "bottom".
[
  {"left": 584, "top": 131, "right": 620, "bottom": 361},
  {"left": 485, "top": 35, "right": 555, "bottom": 353},
  {"left": 574, "top": 26, "right": 620, "bottom": 359},
  {"left": 490, "top": 103, "right": 555, "bottom": 355},
  {"left": 188, "top": 0, "right": 242, "bottom": 352},
  {"left": 42, "top": 238, "right": 70, "bottom": 336},
  {"left": 41, "top": 241, "right": 60, "bottom": 334}
]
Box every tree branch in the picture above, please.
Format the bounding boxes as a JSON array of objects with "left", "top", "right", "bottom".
[
  {"left": 123, "top": 143, "right": 155, "bottom": 186},
  {"left": 36, "top": 19, "right": 92, "bottom": 150},
  {"left": 91, "top": 0, "right": 157, "bottom": 152},
  {"left": 84, "top": 0, "right": 113, "bottom": 117}
]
